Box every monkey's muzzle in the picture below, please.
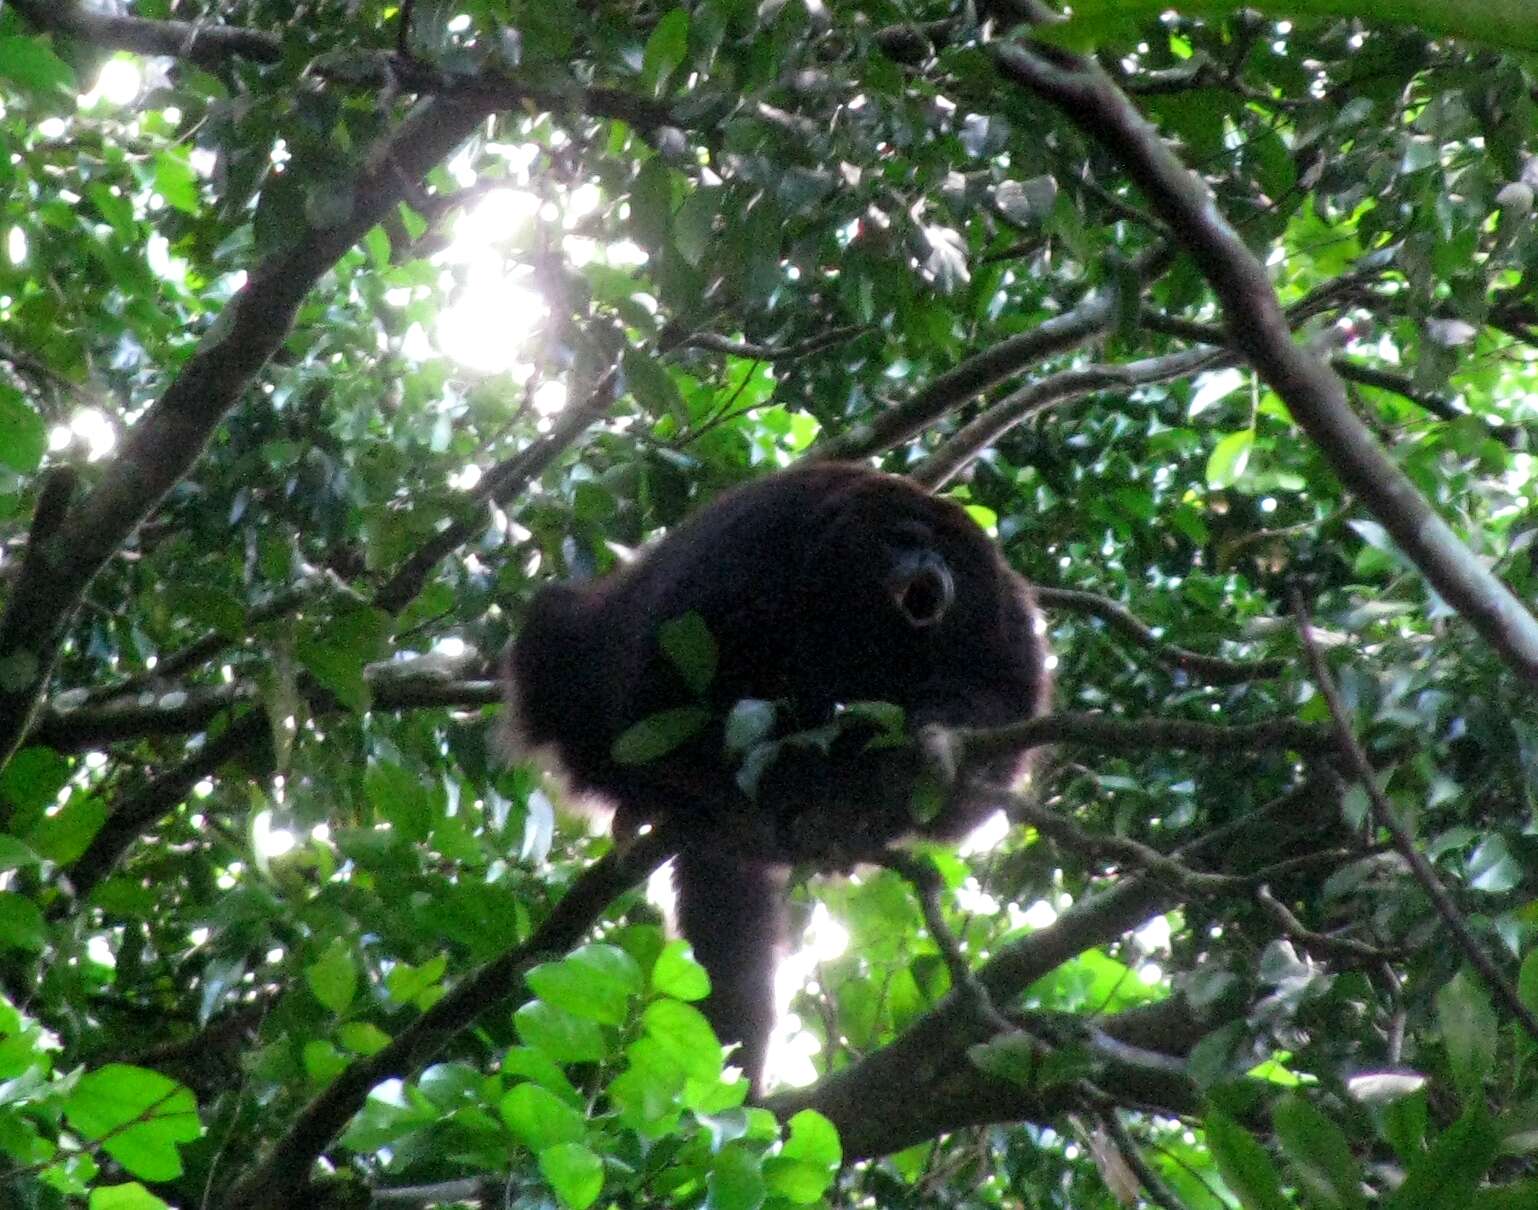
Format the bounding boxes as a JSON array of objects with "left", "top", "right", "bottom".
[{"left": 887, "top": 551, "right": 956, "bottom": 629}]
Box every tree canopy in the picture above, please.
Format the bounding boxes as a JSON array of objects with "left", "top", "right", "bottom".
[{"left": 3, "top": 1, "right": 1538, "bottom": 1207}]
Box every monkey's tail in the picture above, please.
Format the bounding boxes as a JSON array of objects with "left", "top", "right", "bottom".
[{"left": 672, "top": 848, "right": 790, "bottom": 1093}]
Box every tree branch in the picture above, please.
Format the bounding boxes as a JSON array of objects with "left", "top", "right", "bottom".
[
  {"left": 10, "top": 0, "right": 283, "bottom": 67},
  {"left": 1296, "top": 602, "right": 1538, "bottom": 1044},
  {"left": 1033, "top": 586, "right": 1287, "bottom": 684},
  {"left": 223, "top": 827, "right": 676, "bottom": 1210},
  {"left": 959, "top": 710, "right": 1331, "bottom": 767},
  {"left": 913, "top": 346, "right": 1227, "bottom": 489},
  {"left": 0, "top": 97, "right": 493, "bottom": 767},
  {"left": 996, "top": 39, "right": 1538, "bottom": 684},
  {"left": 814, "top": 245, "right": 1171, "bottom": 461}
]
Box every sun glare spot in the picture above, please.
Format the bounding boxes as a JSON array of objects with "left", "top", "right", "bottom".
[
  {"left": 450, "top": 189, "right": 540, "bottom": 259},
  {"left": 71, "top": 408, "right": 117, "bottom": 460},
  {"left": 960, "top": 807, "right": 1010, "bottom": 855},
  {"left": 80, "top": 58, "right": 142, "bottom": 108},
  {"left": 438, "top": 273, "right": 546, "bottom": 372},
  {"left": 532, "top": 381, "right": 568, "bottom": 416},
  {"left": 253, "top": 810, "right": 296, "bottom": 859}
]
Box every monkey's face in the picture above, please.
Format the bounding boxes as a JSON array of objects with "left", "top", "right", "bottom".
[
  {"left": 879, "top": 520, "right": 957, "bottom": 630},
  {"left": 793, "top": 486, "right": 996, "bottom": 707}
]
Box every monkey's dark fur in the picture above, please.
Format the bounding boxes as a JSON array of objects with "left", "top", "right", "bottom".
[{"left": 505, "top": 463, "right": 1050, "bottom": 1088}]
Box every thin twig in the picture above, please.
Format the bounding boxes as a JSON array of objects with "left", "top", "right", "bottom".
[
  {"left": 1296, "top": 599, "right": 1538, "bottom": 1045},
  {"left": 1035, "top": 586, "right": 1286, "bottom": 684}
]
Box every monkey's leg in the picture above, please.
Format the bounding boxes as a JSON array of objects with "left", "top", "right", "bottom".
[{"left": 672, "top": 848, "right": 790, "bottom": 1093}]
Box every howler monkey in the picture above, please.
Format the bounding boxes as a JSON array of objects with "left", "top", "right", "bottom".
[{"left": 504, "top": 463, "right": 1050, "bottom": 1089}]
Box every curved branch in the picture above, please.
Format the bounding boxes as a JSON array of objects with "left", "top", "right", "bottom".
[
  {"left": 1035, "top": 586, "right": 1287, "bottom": 684},
  {"left": 815, "top": 244, "right": 1170, "bottom": 462},
  {"left": 913, "top": 346, "right": 1227, "bottom": 489},
  {"left": 995, "top": 40, "right": 1538, "bottom": 684}
]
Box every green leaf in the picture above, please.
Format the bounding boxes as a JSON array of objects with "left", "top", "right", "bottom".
[
  {"left": 1436, "top": 970, "right": 1496, "bottom": 1101},
  {"left": 658, "top": 611, "right": 717, "bottom": 696},
  {"left": 766, "top": 1109, "right": 841, "bottom": 1201},
  {"left": 526, "top": 943, "right": 643, "bottom": 1026},
  {"left": 501, "top": 1081, "right": 585, "bottom": 1150},
  {"left": 707, "top": 1141, "right": 766, "bottom": 1210},
  {"left": 0, "top": 35, "right": 76, "bottom": 93},
  {"left": 652, "top": 940, "right": 711, "bottom": 1001},
  {"left": 166, "top": 582, "right": 247, "bottom": 638},
  {"left": 539, "top": 1141, "right": 605, "bottom": 1210},
  {"left": 1519, "top": 948, "right": 1538, "bottom": 1018},
  {"left": 642, "top": 999, "right": 723, "bottom": 1081},
  {"left": 1204, "top": 1108, "right": 1289, "bottom": 1210},
  {"left": 641, "top": 7, "right": 690, "bottom": 95},
  {"left": 724, "top": 699, "right": 777, "bottom": 755},
  {"left": 612, "top": 706, "right": 710, "bottom": 764},
  {"left": 1205, "top": 428, "right": 1254, "bottom": 489},
  {"left": 1472, "top": 1180, "right": 1538, "bottom": 1209},
  {"left": 26, "top": 795, "right": 106, "bottom": 865},
  {"left": 622, "top": 346, "right": 687, "bottom": 421},
  {"left": 364, "top": 761, "right": 439, "bottom": 843},
  {"left": 295, "top": 604, "right": 388, "bottom": 713},
  {"left": 0, "top": 386, "right": 46, "bottom": 474},
  {"left": 305, "top": 940, "right": 358, "bottom": 1014},
  {"left": 385, "top": 954, "right": 447, "bottom": 1007},
  {"left": 1274, "top": 1094, "right": 1366, "bottom": 1210},
  {"left": 89, "top": 1184, "right": 171, "bottom": 1210},
  {"left": 515, "top": 1000, "right": 609, "bottom": 1064},
  {"left": 0, "top": 834, "right": 40, "bottom": 871},
  {"left": 0, "top": 745, "right": 69, "bottom": 812},
  {"left": 152, "top": 150, "right": 200, "bottom": 216},
  {"left": 1385, "top": 1108, "right": 1499, "bottom": 1210},
  {"left": 782, "top": 1109, "right": 841, "bottom": 1167},
  {"left": 337, "top": 1022, "right": 391, "bottom": 1055},
  {"left": 674, "top": 188, "right": 718, "bottom": 266},
  {"left": 0, "top": 892, "right": 44, "bottom": 952},
  {"left": 502, "top": 1046, "right": 584, "bottom": 1107},
  {"left": 62, "top": 1065, "right": 201, "bottom": 1182}
]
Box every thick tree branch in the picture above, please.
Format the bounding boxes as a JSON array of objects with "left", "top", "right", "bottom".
[
  {"left": 32, "top": 670, "right": 500, "bottom": 754},
  {"left": 223, "top": 826, "right": 676, "bottom": 1210},
  {"left": 995, "top": 41, "right": 1538, "bottom": 684},
  {"left": 61, "top": 712, "right": 271, "bottom": 903},
  {"left": 10, "top": 0, "right": 282, "bottom": 66},
  {"left": 774, "top": 774, "right": 1336, "bottom": 1155},
  {"left": 769, "top": 874, "right": 1200, "bottom": 1155},
  {"left": 959, "top": 710, "right": 1331, "bottom": 767},
  {"left": 0, "top": 97, "right": 492, "bottom": 766}
]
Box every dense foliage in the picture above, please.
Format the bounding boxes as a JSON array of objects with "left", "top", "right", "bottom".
[{"left": 2, "top": 1, "right": 1538, "bottom": 1207}]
